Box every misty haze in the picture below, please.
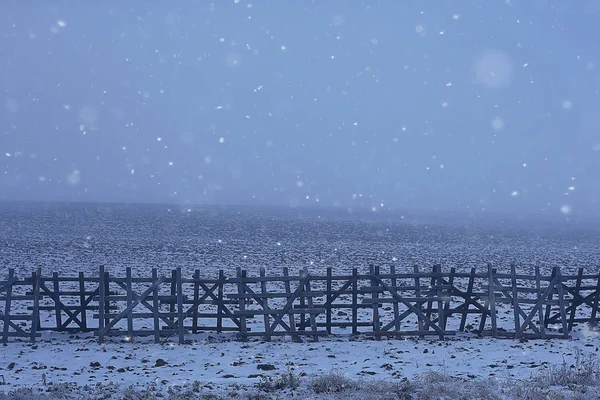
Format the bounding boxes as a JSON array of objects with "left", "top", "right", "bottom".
[
  {"left": 1, "top": 1, "right": 599, "bottom": 217},
  {"left": 1, "top": 1, "right": 600, "bottom": 399}
]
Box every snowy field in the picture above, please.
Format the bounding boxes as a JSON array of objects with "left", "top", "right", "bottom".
[
  {"left": 1, "top": 202, "right": 600, "bottom": 398},
  {"left": 1, "top": 201, "right": 599, "bottom": 277},
  {"left": 2, "top": 332, "right": 600, "bottom": 399}
]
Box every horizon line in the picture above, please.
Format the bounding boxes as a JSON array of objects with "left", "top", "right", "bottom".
[{"left": 0, "top": 198, "right": 593, "bottom": 222}]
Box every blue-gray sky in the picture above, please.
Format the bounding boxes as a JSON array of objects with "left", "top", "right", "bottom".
[{"left": 1, "top": 1, "right": 599, "bottom": 216}]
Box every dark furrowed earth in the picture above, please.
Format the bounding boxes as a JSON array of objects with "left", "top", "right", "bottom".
[{"left": 1, "top": 201, "right": 599, "bottom": 277}]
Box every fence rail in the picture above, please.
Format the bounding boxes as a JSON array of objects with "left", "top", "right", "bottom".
[{"left": 1, "top": 264, "right": 599, "bottom": 344}]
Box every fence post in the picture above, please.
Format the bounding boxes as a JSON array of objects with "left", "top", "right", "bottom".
[
  {"left": 370, "top": 264, "right": 381, "bottom": 339},
  {"left": 534, "top": 266, "right": 546, "bottom": 339},
  {"left": 79, "top": 272, "right": 87, "bottom": 331},
  {"left": 217, "top": 270, "right": 225, "bottom": 333},
  {"left": 544, "top": 268, "right": 557, "bottom": 328},
  {"left": 283, "top": 267, "right": 300, "bottom": 342},
  {"left": 511, "top": 263, "right": 520, "bottom": 333},
  {"left": 52, "top": 272, "right": 62, "bottom": 331},
  {"left": 442, "top": 267, "right": 456, "bottom": 331},
  {"left": 414, "top": 265, "right": 424, "bottom": 336},
  {"left": 98, "top": 265, "right": 105, "bottom": 344},
  {"left": 568, "top": 268, "right": 584, "bottom": 331},
  {"left": 176, "top": 267, "right": 185, "bottom": 344},
  {"left": 425, "top": 265, "right": 436, "bottom": 330},
  {"left": 487, "top": 263, "right": 497, "bottom": 338},
  {"left": 434, "top": 264, "right": 445, "bottom": 340},
  {"left": 352, "top": 268, "right": 358, "bottom": 335},
  {"left": 170, "top": 270, "right": 177, "bottom": 327},
  {"left": 590, "top": 270, "right": 600, "bottom": 328},
  {"left": 390, "top": 265, "right": 400, "bottom": 333},
  {"left": 192, "top": 269, "right": 200, "bottom": 334},
  {"left": 326, "top": 267, "right": 332, "bottom": 334},
  {"left": 152, "top": 268, "right": 160, "bottom": 344},
  {"left": 30, "top": 267, "right": 41, "bottom": 342},
  {"left": 126, "top": 267, "right": 133, "bottom": 339},
  {"left": 236, "top": 267, "right": 248, "bottom": 341},
  {"left": 302, "top": 266, "right": 319, "bottom": 342},
  {"left": 2, "top": 269, "right": 15, "bottom": 344}
]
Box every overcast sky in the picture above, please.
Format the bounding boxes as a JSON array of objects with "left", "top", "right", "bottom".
[{"left": 1, "top": 1, "right": 599, "bottom": 217}]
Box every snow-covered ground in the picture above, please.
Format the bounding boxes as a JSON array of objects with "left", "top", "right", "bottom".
[
  {"left": 1, "top": 328, "right": 600, "bottom": 400},
  {"left": 1, "top": 331, "right": 600, "bottom": 394},
  {"left": 1, "top": 202, "right": 599, "bottom": 278},
  {"left": 1, "top": 202, "right": 600, "bottom": 397}
]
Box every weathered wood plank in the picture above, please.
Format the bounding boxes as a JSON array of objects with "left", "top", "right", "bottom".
[
  {"left": 236, "top": 267, "right": 248, "bottom": 341},
  {"left": 533, "top": 266, "right": 546, "bottom": 339},
  {"left": 30, "top": 268, "right": 41, "bottom": 342},
  {"left": 370, "top": 265, "right": 381, "bottom": 340},
  {"left": 510, "top": 263, "right": 520, "bottom": 333},
  {"left": 98, "top": 266, "right": 106, "bottom": 343},
  {"left": 391, "top": 265, "right": 401, "bottom": 333},
  {"left": 352, "top": 268, "right": 359, "bottom": 335},
  {"left": 283, "top": 267, "right": 300, "bottom": 342},
  {"left": 414, "top": 265, "right": 425, "bottom": 335},
  {"left": 217, "top": 270, "right": 225, "bottom": 333},
  {"left": 259, "top": 267, "right": 272, "bottom": 341},
  {"left": 79, "top": 272, "right": 88, "bottom": 331},
  {"left": 555, "top": 268, "right": 569, "bottom": 339},
  {"left": 176, "top": 268, "right": 185, "bottom": 344},
  {"left": 126, "top": 268, "right": 134, "bottom": 338},
  {"left": 192, "top": 270, "right": 200, "bottom": 334},
  {"left": 152, "top": 268, "right": 160, "bottom": 344},
  {"left": 568, "top": 268, "right": 584, "bottom": 331}
]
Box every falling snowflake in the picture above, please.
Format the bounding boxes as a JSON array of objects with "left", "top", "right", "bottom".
[
  {"left": 67, "top": 170, "right": 81, "bottom": 185},
  {"left": 491, "top": 117, "right": 505, "bottom": 131}
]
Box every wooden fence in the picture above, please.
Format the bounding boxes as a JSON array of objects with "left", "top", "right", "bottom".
[{"left": 1, "top": 264, "right": 599, "bottom": 344}]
